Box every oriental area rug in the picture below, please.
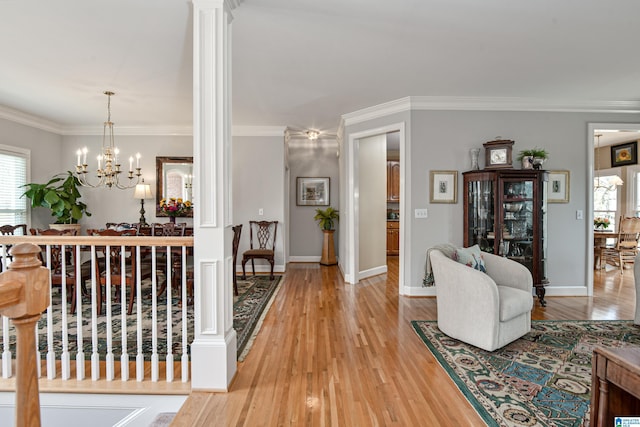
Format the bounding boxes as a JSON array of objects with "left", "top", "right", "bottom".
[
  {"left": 411, "top": 320, "right": 640, "bottom": 427},
  {"left": 0, "top": 274, "right": 282, "bottom": 362}
]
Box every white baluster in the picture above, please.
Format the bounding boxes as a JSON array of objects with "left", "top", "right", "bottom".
[
  {"left": 166, "top": 245, "right": 174, "bottom": 383},
  {"left": 2, "top": 315, "right": 11, "bottom": 378},
  {"left": 151, "top": 246, "right": 160, "bottom": 382},
  {"left": 105, "top": 245, "right": 115, "bottom": 381},
  {"left": 135, "top": 246, "right": 144, "bottom": 382},
  {"left": 35, "top": 322, "right": 41, "bottom": 378},
  {"left": 90, "top": 247, "right": 100, "bottom": 381},
  {"left": 45, "top": 245, "right": 56, "bottom": 379},
  {"left": 181, "top": 245, "right": 189, "bottom": 382},
  {"left": 75, "top": 245, "right": 85, "bottom": 380},
  {"left": 61, "top": 244, "right": 70, "bottom": 380}
]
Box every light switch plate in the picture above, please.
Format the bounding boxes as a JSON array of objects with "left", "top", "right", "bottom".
[
  {"left": 415, "top": 208, "right": 428, "bottom": 218},
  {"left": 576, "top": 210, "right": 583, "bottom": 220}
]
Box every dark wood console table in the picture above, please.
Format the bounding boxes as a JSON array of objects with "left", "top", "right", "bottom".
[{"left": 591, "top": 346, "right": 640, "bottom": 426}]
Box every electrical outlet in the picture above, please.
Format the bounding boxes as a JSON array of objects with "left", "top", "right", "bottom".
[
  {"left": 258, "top": 208, "right": 264, "bottom": 216},
  {"left": 415, "top": 208, "right": 428, "bottom": 219}
]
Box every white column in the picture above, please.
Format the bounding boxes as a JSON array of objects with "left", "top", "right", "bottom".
[{"left": 191, "top": 0, "right": 236, "bottom": 390}]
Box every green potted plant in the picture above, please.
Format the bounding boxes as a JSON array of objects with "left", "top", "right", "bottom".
[
  {"left": 314, "top": 206, "right": 339, "bottom": 230},
  {"left": 314, "top": 207, "right": 339, "bottom": 265},
  {"left": 22, "top": 171, "right": 91, "bottom": 230},
  {"left": 517, "top": 148, "right": 549, "bottom": 169}
]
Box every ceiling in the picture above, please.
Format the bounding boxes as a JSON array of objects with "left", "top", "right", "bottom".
[{"left": 1, "top": 0, "right": 640, "bottom": 142}]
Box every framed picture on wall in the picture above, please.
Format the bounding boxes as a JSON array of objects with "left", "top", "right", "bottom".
[
  {"left": 548, "top": 170, "right": 570, "bottom": 203},
  {"left": 296, "top": 177, "right": 330, "bottom": 206},
  {"left": 611, "top": 141, "right": 637, "bottom": 167},
  {"left": 430, "top": 170, "right": 458, "bottom": 203}
]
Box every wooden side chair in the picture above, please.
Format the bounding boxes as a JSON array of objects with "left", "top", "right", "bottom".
[
  {"left": 232, "top": 224, "right": 242, "bottom": 295},
  {"left": 0, "top": 224, "right": 28, "bottom": 271},
  {"left": 91, "top": 228, "right": 142, "bottom": 315},
  {"left": 31, "top": 228, "right": 79, "bottom": 312},
  {"left": 242, "top": 221, "right": 278, "bottom": 280},
  {"left": 603, "top": 216, "right": 640, "bottom": 274}
]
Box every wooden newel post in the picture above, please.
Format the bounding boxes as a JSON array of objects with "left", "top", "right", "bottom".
[{"left": 0, "top": 243, "right": 50, "bottom": 427}]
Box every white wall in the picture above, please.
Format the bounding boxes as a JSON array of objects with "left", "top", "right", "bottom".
[
  {"left": 232, "top": 135, "right": 286, "bottom": 273},
  {"left": 358, "top": 134, "right": 387, "bottom": 274}
]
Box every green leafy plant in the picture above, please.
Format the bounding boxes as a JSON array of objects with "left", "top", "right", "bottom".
[
  {"left": 21, "top": 171, "right": 91, "bottom": 224},
  {"left": 313, "top": 206, "right": 339, "bottom": 231},
  {"left": 517, "top": 148, "right": 549, "bottom": 161}
]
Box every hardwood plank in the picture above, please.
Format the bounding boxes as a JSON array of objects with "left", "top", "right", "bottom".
[{"left": 172, "top": 259, "right": 636, "bottom": 426}]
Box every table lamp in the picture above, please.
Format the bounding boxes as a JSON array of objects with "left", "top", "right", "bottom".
[{"left": 133, "top": 180, "right": 153, "bottom": 226}]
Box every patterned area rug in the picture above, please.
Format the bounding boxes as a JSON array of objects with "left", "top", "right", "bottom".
[
  {"left": 411, "top": 320, "right": 640, "bottom": 427},
  {"left": 0, "top": 275, "right": 282, "bottom": 361}
]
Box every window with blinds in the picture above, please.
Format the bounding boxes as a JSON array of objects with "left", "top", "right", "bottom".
[{"left": 0, "top": 146, "right": 29, "bottom": 226}]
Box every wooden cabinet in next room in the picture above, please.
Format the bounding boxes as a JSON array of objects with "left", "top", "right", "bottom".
[{"left": 386, "top": 221, "right": 400, "bottom": 255}]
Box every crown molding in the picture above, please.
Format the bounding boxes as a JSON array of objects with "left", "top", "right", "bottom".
[
  {"left": 342, "top": 96, "right": 640, "bottom": 126},
  {"left": 0, "top": 105, "right": 64, "bottom": 134},
  {"left": 232, "top": 125, "right": 286, "bottom": 137},
  {"left": 63, "top": 126, "right": 193, "bottom": 136}
]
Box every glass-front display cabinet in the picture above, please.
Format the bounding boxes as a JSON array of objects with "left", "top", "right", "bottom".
[{"left": 463, "top": 169, "right": 549, "bottom": 306}]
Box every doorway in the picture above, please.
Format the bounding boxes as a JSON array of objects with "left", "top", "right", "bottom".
[
  {"left": 588, "top": 123, "right": 640, "bottom": 296},
  {"left": 345, "top": 122, "right": 407, "bottom": 292}
]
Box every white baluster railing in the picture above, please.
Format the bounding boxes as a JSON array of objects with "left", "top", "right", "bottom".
[{"left": 0, "top": 235, "right": 193, "bottom": 385}]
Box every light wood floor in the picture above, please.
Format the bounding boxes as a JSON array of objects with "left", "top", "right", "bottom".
[{"left": 171, "top": 260, "right": 637, "bottom": 426}]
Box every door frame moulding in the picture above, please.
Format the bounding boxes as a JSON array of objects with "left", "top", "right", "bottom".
[{"left": 346, "top": 122, "right": 407, "bottom": 292}]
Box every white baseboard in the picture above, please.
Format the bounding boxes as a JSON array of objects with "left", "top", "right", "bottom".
[
  {"left": 543, "top": 285, "right": 589, "bottom": 297},
  {"left": 401, "top": 286, "right": 436, "bottom": 297},
  {"left": 358, "top": 265, "right": 387, "bottom": 280},
  {"left": 289, "top": 256, "right": 321, "bottom": 263}
]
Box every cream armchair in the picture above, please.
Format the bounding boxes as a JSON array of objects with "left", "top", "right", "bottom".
[{"left": 429, "top": 249, "right": 534, "bottom": 352}]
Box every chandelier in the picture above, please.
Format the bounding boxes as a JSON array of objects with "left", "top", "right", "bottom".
[{"left": 75, "top": 91, "right": 142, "bottom": 189}]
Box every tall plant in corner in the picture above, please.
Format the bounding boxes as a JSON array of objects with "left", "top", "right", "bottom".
[
  {"left": 22, "top": 171, "right": 91, "bottom": 224},
  {"left": 314, "top": 206, "right": 339, "bottom": 230}
]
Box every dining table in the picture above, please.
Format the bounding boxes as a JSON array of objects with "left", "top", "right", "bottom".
[{"left": 594, "top": 230, "right": 616, "bottom": 269}]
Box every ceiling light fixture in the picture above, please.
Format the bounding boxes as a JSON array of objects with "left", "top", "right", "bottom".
[
  {"left": 74, "top": 91, "right": 142, "bottom": 189},
  {"left": 306, "top": 130, "right": 319, "bottom": 140}
]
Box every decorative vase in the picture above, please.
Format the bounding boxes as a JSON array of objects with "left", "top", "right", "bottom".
[
  {"left": 532, "top": 157, "right": 545, "bottom": 170},
  {"left": 470, "top": 148, "right": 480, "bottom": 170},
  {"left": 521, "top": 156, "right": 534, "bottom": 169},
  {"left": 169, "top": 215, "right": 176, "bottom": 224}
]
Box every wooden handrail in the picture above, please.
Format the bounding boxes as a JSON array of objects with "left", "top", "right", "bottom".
[
  {"left": 0, "top": 243, "right": 51, "bottom": 427},
  {"left": 0, "top": 235, "right": 193, "bottom": 247}
]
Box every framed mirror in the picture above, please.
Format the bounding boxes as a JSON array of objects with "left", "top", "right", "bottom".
[{"left": 156, "top": 156, "right": 194, "bottom": 217}]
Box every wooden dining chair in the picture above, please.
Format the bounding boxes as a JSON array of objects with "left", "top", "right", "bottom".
[
  {"left": 91, "top": 228, "right": 142, "bottom": 315},
  {"left": 232, "top": 224, "right": 242, "bottom": 295},
  {"left": 30, "top": 228, "right": 79, "bottom": 312},
  {"left": 242, "top": 221, "right": 278, "bottom": 280},
  {"left": 603, "top": 216, "right": 640, "bottom": 274},
  {"left": 0, "top": 224, "right": 28, "bottom": 271}
]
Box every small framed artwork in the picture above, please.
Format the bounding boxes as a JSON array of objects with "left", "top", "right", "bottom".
[
  {"left": 611, "top": 141, "right": 637, "bottom": 167},
  {"left": 548, "top": 170, "right": 570, "bottom": 203},
  {"left": 430, "top": 170, "right": 458, "bottom": 204},
  {"left": 296, "top": 177, "right": 330, "bottom": 206}
]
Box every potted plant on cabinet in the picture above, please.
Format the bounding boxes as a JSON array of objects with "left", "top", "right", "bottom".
[
  {"left": 22, "top": 171, "right": 91, "bottom": 232},
  {"left": 314, "top": 206, "right": 339, "bottom": 266},
  {"left": 516, "top": 148, "right": 549, "bottom": 170}
]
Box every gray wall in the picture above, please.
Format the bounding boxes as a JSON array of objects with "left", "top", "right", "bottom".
[
  {"left": 288, "top": 139, "right": 340, "bottom": 259},
  {"left": 61, "top": 134, "right": 193, "bottom": 234},
  {"left": 343, "top": 108, "right": 640, "bottom": 293},
  {"left": 232, "top": 135, "right": 286, "bottom": 272},
  {"left": 0, "top": 118, "right": 64, "bottom": 227}
]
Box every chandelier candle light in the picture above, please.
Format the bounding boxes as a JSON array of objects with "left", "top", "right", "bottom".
[{"left": 75, "top": 91, "right": 142, "bottom": 189}]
